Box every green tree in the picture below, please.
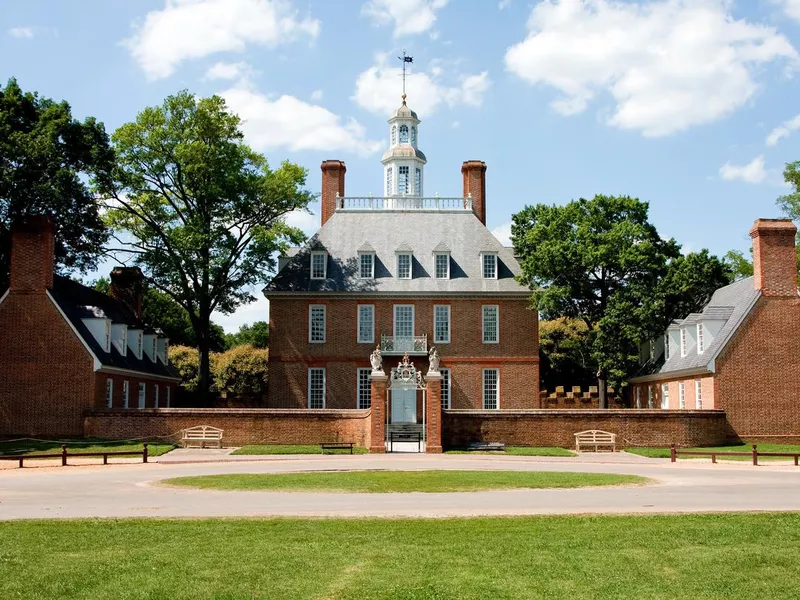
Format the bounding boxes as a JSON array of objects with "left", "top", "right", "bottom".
[
  {"left": 213, "top": 344, "right": 269, "bottom": 396},
  {"left": 513, "top": 195, "right": 732, "bottom": 391},
  {"left": 224, "top": 321, "right": 269, "bottom": 349},
  {"left": 538, "top": 318, "right": 594, "bottom": 391},
  {"left": 0, "top": 78, "right": 114, "bottom": 290},
  {"left": 723, "top": 250, "right": 754, "bottom": 281},
  {"left": 98, "top": 91, "right": 311, "bottom": 404}
]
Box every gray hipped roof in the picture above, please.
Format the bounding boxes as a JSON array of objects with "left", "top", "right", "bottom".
[{"left": 265, "top": 211, "right": 529, "bottom": 296}]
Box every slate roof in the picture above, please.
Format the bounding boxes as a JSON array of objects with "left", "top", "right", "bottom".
[
  {"left": 265, "top": 211, "right": 529, "bottom": 296},
  {"left": 632, "top": 276, "right": 761, "bottom": 380},
  {"left": 49, "top": 276, "right": 180, "bottom": 379}
]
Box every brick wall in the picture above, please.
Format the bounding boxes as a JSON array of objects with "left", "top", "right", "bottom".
[
  {"left": 84, "top": 408, "right": 372, "bottom": 447},
  {"left": 750, "top": 219, "right": 797, "bottom": 297},
  {"left": 462, "top": 160, "right": 487, "bottom": 225},
  {"left": 443, "top": 409, "right": 733, "bottom": 448},
  {"left": 320, "top": 160, "right": 346, "bottom": 227}
]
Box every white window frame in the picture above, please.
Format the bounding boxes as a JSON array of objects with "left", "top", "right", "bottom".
[
  {"left": 440, "top": 368, "right": 451, "bottom": 410},
  {"left": 482, "top": 305, "right": 499, "bottom": 344},
  {"left": 433, "top": 304, "right": 451, "bottom": 344},
  {"left": 661, "top": 383, "right": 669, "bottom": 409},
  {"left": 482, "top": 368, "right": 499, "bottom": 410},
  {"left": 357, "top": 368, "right": 372, "bottom": 409},
  {"left": 309, "top": 304, "right": 326, "bottom": 343},
  {"left": 680, "top": 328, "right": 687, "bottom": 357},
  {"left": 105, "top": 378, "right": 114, "bottom": 408},
  {"left": 397, "top": 252, "right": 412, "bottom": 279},
  {"left": 398, "top": 165, "right": 409, "bottom": 194},
  {"left": 104, "top": 320, "right": 112, "bottom": 352},
  {"left": 415, "top": 167, "right": 422, "bottom": 195},
  {"left": 122, "top": 380, "right": 130, "bottom": 409},
  {"left": 359, "top": 252, "right": 375, "bottom": 279},
  {"left": 697, "top": 323, "right": 704, "bottom": 354},
  {"left": 695, "top": 379, "right": 703, "bottom": 409},
  {"left": 647, "top": 386, "right": 653, "bottom": 409},
  {"left": 481, "top": 252, "right": 498, "bottom": 280},
  {"left": 310, "top": 251, "right": 327, "bottom": 280},
  {"left": 679, "top": 382, "right": 686, "bottom": 409},
  {"left": 635, "top": 387, "right": 642, "bottom": 409},
  {"left": 434, "top": 252, "right": 450, "bottom": 279},
  {"left": 308, "top": 368, "right": 326, "bottom": 409},
  {"left": 386, "top": 166, "right": 393, "bottom": 194},
  {"left": 357, "top": 304, "right": 374, "bottom": 344},
  {"left": 138, "top": 382, "right": 146, "bottom": 408},
  {"left": 393, "top": 304, "right": 415, "bottom": 338}
]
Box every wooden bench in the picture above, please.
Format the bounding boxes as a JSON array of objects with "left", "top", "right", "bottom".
[
  {"left": 181, "top": 425, "right": 224, "bottom": 449},
  {"left": 467, "top": 442, "right": 506, "bottom": 452},
  {"left": 320, "top": 442, "right": 355, "bottom": 455},
  {"left": 574, "top": 430, "right": 616, "bottom": 452}
]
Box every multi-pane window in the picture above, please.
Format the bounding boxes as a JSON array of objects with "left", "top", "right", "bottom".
[
  {"left": 359, "top": 253, "right": 374, "bottom": 279},
  {"left": 483, "top": 369, "right": 499, "bottom": 410},
  {"left": 357, "top": 368, "right": 372, "bottom": 409},
  {"left": 695, "top": 380, "right": 703, "bottom": 409},
  {"left": 482, "top": 305, "right": 499, "bottom": 344},
  {"left": 647, "top": 386, "right": 653, "bottom": 409},
  {"left": 697, "top": 324, "right": 704, "bottom": 354},
  {"left": 680, "top": 328, "right": 687, "bottom": 357},
  {"left": 123, "top": 381, "right": 130, "bottom": 409},
  {"left": 434, "top": 253, "right": 449, "bottom": 279},
  {"left": 482, "top": 253, "right": 498, "bottom": 279},
  {"left": 309, "top": 305, "right": 326, "bottom": 343},
  {"left": 310, "top": 252, "right": 327, "bottom": 279},
  {"left": 635, "top": 387, "right": 642, "bottom": 409},
  {"left": 358, "top": 305, "right": 374, "bottom": 344},
  {"left": 440, "top": 368, "right": 450, "bottom": 409},
  {"left": 394, "top": 305, "right": 414, "bottom": 338},
  {"left": 105, "top": 378, "right": 113, "bottom": 408},
  {"left": 138, "top": 382, "right": 146, "bottom": 408},
  {"left": 398, "top": 166, "right": 409, "bottom": 194},
  {"left": 397, "top": 253, "right": 412, "bottom": 279},
  {"left": 154, "top": 384, "right": 159, "bottom": 408},
  {"left": 434, "top": 305, "right": 450, "bottom": 343},
  {"left": 308, "top": 368, "right": 325, "bottom": 409},
  {"left": 411, "top": 126, "right": 417, "bottom": 146},
  {"left": 415, "top": 168, "right": 421, "bottom": 195},
  {"left": 386, "top": 167, "right": 393, "bottom": 194},
  {"left": 391, "top": 125, "right": 397, "bottom": 146},
  {"left": 399, "top": 124, "right": 409, "bottom": 143},
  {"left": 661, "top": 384, "right": 669, "bottom": 409},
  {"left": 664, "top": 334, "right": 670, "bottom": 360},
  {"left": 679, "top": 382, "right": 686, "bottom": 409}
]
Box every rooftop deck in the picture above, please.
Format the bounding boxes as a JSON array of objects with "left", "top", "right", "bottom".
[{"left": 336, "top": 194, "right": 472, "bottom": 212}]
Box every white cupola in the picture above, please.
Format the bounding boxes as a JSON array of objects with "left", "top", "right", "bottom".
[{"left": 381, "top": 96, "right": 427, "bottom": 197}]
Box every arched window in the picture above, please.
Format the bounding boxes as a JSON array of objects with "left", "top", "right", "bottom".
[
  {"left": 391, "top": 125, "right": 397, "bottom": 146},
  {"left": 410, "top": 126, "right": 417, "bottom": 146},
  {"left": 399, "top": 124, "right": 409, "bottom": 143}
]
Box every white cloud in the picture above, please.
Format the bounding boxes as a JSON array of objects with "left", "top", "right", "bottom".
[
  {"left": 221, "top": 82, "right": 382, "bottom": 156},
  {"left": 353, "top": 54, "right": 490, "bottom": 116},
  {"left": 213, "top": 294, "right": 269, "bottom": 332},
  {"left": 766, "top": 113, "right": 800, "bottom": 146},
  {"left": 775, "top": 0, "right": 800, "bottom": 22},
  {"left": 504, "top": 0, "right": 798, "bottom": 137},
  {"left": 8, "top": 27, "right": 34, "bottom": 38},
  {"left": 491, "top": 222, "right": 513, "bottom": 247},
  {"left": 310, "top": 89, "right": 323, "bottom": 101},
  {"left": 125, "top": 0, "right": 320, "bottom": 80},
  {"left": 499, "top": 0, "right": 513, "bottom": 9},
  {"left": 362, "top": 0, "right": 447, "bottom": 37},
  {"left": 285, "top": 208, "right": 319, "bottom": 236},
  {"left": 204, "top": 60, "right": 253, "bottom": 80},
  {"left": 719, "top": 156, "right": 767, "bottom": 184}
]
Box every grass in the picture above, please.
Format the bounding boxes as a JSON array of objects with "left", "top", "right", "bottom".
[
  {"left": 626, "top": 442, "right": 800, "bottom": 461},
  {"left": 2, "top": 514, "right": 800, "bottom": 599},
  {"left": 0, "top": 438, "right": 175, "bottom": 457},
  {"left": 445, "top": 446, "right": 576, "bottom": 457},
  {"left": 161, "top": 470, "right": 644, "bottom": 493},
  {"left": 231, "top": 444, "right": 369, "bottom": 455}
]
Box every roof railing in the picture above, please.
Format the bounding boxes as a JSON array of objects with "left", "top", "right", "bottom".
[{"left": 337, "top": 193, "right": 472, "bottom": 212}]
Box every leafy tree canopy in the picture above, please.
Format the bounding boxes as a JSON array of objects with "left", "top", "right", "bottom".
[
  {"left": 0, "top": 78, "right": 113, "bottom": 289},
  {"left": 538, "top": 318, "right": 594, "bottom": 391},
  {"left": 214, "top": 344, "right": 268, "bottom": 395},
  {"left": 98, "top": 91, "right": 312, "bottom": 403},
  {"left": 224, "top": 321, "right": 269, "bottom": 350},
  {"left": 723, "top": 250, "right": 754, "bottom": 281}
]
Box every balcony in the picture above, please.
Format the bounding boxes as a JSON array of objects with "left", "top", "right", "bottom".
[
  {"left": 337, "top": 194, "right": 472, "bottom": 212},
  {"left": 381, "top": 334, "right": 428, "bottom": 355}
]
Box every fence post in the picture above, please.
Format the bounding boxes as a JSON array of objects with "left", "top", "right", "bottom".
[
  {"left": 143, "top": 443, "right": 148, "bottom": 464},
  {"left": 752, "top": 444, "right": 758, "bottom": 466},
  {"left": 670, "top": 444, "right": 676, "bottom": 463},
  {"left": 711, "top": 453, "right": 717, "bottom": 464},
  {"left": 18, "top": 457, "right": 23, "bottom": 468},
  {"left": 61, "top": 444, "right": 67, "bottom": 467}
]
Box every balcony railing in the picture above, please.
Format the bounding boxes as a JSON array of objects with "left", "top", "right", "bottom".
[
  {"left": 381, "top": 334, "right": 428, "bottom": 355},
  {"left": 337, "top": 194, "right": 472, "bottom": 212}
]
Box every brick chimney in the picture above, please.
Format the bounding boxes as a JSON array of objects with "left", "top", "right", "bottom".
[
  {"left": 109, "top": 267, "right": 145, "bottom": 320},
  {"left": 320, "top": 160, "right": 346, "bottom": 226},
  {"left": 462, "top": 160, "right": 487, "bottom": 225},
  {"left": 10, "top": 216, "right": 55, "bottom": 292},
  {"left": 750, "top": 218, "right": 798, "bottom": 297}
]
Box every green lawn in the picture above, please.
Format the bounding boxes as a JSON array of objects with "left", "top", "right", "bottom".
[
  {"left": 162, "top": 470, "right": 645, "bottom": 493},
  {"left": 2, "top": 514, "right": 800, "bottom": 599},
  {"left": 445, "top": 446, "right": 576, "bottom": 457},
  {"left": 0, "top": 438, "right": 176, "bottom": 457},
  {"left": 231, "top": 444, "right": 369, "bottom": 455},
  {"left": 627, "top": 442, "right": 800, "bottom": 461}
]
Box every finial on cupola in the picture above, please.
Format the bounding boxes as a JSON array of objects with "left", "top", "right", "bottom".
[{"left": 398, "top": 49, "right": 413, "bottom": 104}]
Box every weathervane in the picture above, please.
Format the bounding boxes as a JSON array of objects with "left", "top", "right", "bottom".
[{"left": 398, "top": 49, "right": 413, "bottom": 102}]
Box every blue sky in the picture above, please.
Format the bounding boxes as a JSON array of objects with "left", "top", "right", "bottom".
[{"left": 3, "top": 0, "right": 800, "bottom": 331}]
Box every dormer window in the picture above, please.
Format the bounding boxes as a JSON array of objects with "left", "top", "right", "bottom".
[
  {"left": 136, "top": 331, "right": 143, "bottom": 360},
  {"left": 111, "top": 324, "right": 128, "bottom": 357},
  {"left": 399, "top": 124, "right": 409, "bottom": 143},
  {"left": 481, "top": 252, "right": 498, "bottom": 279},
  {"left": 104, "top": 320, "right": 111, "bottom": 352},
  {"left": 397, "top": 253, "right": 412, "bottom": 279},
  {"left": 434, "top": 252, "right": 450, "bottom": 279},
  {"left": 310, "top": 251, "right": 327, "bottom": 280},
  {"left": 680, "top": 328, "right": 687, "bottom": 357},
  {"left": 359, "top": 252, "right": 375, "bottom": 279},
  {"left": 697, "top": 323, "right": 705, "bottom": 354}
]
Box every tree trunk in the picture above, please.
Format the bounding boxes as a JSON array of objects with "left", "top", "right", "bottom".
[
  {"left": 196, "top": 302, "right": 212, "bottom": 408},
  {"left": 597, "top": 368, "right": 607, "bottom": 409}
]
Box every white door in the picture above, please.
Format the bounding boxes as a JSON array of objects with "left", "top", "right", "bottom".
[
  {"left": 393, "top": 305, "right": 414, "bottom": 338},
  {"left": 391, "top": 388, "right": 417, "bottom": 423}
]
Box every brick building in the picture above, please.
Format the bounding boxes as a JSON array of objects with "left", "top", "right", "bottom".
[
  {"left": 0, "top": 217, "right": 180, "bottom": 437},
  {"left": 630, "top": 218, "right": 800, "bottom": 439},
  {"left": 264, "top": 97, "right": 539, "bottom": 451}
]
